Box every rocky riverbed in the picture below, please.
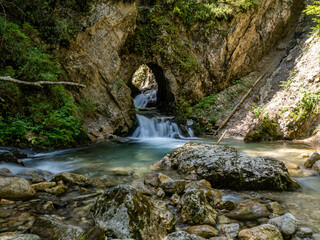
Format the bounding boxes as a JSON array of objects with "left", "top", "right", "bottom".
[{"left": 0, "top": 143, "right": 318, "bottom": 240}]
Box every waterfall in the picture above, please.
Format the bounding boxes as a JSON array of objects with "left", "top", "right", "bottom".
[
  {"left": 132, "top": 90, "right": 194, "bottom": 139},
  {"left": 134, "top": 90, "right": 157, "bottom": 108}
]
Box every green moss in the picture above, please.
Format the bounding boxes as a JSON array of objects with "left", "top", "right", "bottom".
[{"left": 244, "top": 115, "right": 281, "bottom": 142}]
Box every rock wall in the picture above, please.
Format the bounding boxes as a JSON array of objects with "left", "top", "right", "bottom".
[
  {"left": 58, "top": 0, "right": 304, "bottom": 142},
  {"left": 245, "top": 30, "right": 320, "bottom": 143}
]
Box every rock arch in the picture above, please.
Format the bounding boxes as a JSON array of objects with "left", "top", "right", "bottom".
[{"left": 57, "top": 0, "right": 304, "bottom": 142}]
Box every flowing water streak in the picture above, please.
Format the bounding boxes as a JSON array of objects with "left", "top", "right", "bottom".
[
  {"left": 133, "top": 90, "right": 194, "bottom": 139},
  {"left": 134, "top": 89, "right": 157, "bottom": 108}
]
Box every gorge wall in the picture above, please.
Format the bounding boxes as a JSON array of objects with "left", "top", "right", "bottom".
[{"left": 57, "top": 0, "right": 305, "bottom": 142}]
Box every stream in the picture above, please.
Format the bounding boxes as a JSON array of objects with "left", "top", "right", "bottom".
[{"left": 1, "top": 90, "right": 320, "bottom": 237}]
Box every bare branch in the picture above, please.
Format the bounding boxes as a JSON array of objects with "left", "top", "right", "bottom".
[{"left": 0, "top": 76, "right": 86, "bottom": 88}]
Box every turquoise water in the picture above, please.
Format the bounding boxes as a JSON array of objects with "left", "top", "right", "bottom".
[{"left": 1, "top": 137, "right": 320, "bottom": 236}]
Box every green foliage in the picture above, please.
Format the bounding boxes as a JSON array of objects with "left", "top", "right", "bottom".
[
  {"left": 252, "top": 103, "right": 265, "bottom": 118},
  {"left": 244, "top": 114, "right": 281, "bottom": 142},
  {"left": 175, "top": 76, "right": 254, "bottom": 134},
  {"left": 304, "top": 0, "right": 320, "bottom": 30},
  {"left": 0, "top": 17, "right": 89, "bottom": 148},
  {"left": 4, "top": 0, "right": 92, "bottom": 45},
  {"left": 290, "top": 91, "right": 320, "bottom": 124}
]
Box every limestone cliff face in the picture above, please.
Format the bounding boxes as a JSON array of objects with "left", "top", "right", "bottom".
[
  {"left": 57, "top": 1, "right": 137, "bottom": 141},
  {"left": 245, "top": 32, "right": 320, "bottom": 144},
  {"left": 57, "top": 0, "right": 304, "bottom": 142}
]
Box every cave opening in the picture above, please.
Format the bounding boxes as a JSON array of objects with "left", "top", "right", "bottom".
[{"left": 129, "top": 63, "right": 173, "bottom": 110}]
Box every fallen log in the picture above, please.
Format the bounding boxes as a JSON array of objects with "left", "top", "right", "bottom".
[{"left": 0, "top": 76, "right": 86, "bottom": 88}]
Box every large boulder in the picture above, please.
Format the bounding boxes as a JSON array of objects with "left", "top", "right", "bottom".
[
  {"left": 30, "top": 215, "right": 83, "bottom": 240},
  {"left": 160, "top": 142, "right": 299, "bottom": 190},
  {"left": 238, "top": 224, "right": 283, "bottom": 240},
  {"left": 91, "top": 185, "right": 167, "bottom": 240},
  {"left": 0, "top": 150, "right": 24, "bottom": 166},
  {"left": 51, "top": 172, "right": 91, "bottom": 186},
  {"left": 0, "top": 177, "right": 35, "bottom": 199}
]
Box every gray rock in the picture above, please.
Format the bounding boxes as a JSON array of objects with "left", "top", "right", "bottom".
[
  {"left": 179, "top": 188, "right": 218, "bottom": 225},
  {"left": 220, "top": 223, "right": 240, "bottom": 239},
  {"left": 268, "top": 213, "right": 298, "bottom": 236},
  {"left": 160, "top": 142, "right": 299, "bottom": 190},
  {"left": 312, "top": 160, "right": 320, "bottom": 174},
  {"left": 52, "top": 172, "right": 91, "bottom": 186},
  {"left": 30, "top": 215, "right": 83, "bottom": 240},
  {"left": 295, "top": 227, "right": 313, "bottom": 238},
  {"left": 304, "top": 152, "right": 320, "bottom": 168},
  {"left": 0, "top": 177, "right": 35, "bottom": 199},
  {"left": 10, "top": 149, "right": 28, "bottom": 159},
  {"left": 144, "top": 173, "right": 186, "bottom": 195},
  {"left": 238, "top": 224, "right": 283, "bottom": 240},
  {"left": 0, "top": 168, "right": 16, "bottom": 177},
  {"left": 226, "top": 201, "right": 270, "bottom": 220},
  {"left": 91, "top": 185, "right": 167, "bottom": 240},
  {"left": 17, "top": 169, "right": 53, "bottom": 183},
  {"left": 162, "top": 231, "right": 206, "bottom": 240},
  {"left": 0, "top": 150, "right": 24, "bottom": 166},
  {"left": 266, "top": 202, "right": 286, "bottom": 215}
]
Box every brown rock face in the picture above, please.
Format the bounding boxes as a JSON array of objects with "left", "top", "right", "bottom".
[{"left": 58, "top": 0, "right": 303, "bottom": 141}]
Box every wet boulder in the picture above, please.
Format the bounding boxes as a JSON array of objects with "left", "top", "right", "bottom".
[
  {"left": 0, "top": 168, "right": 16, "bottom": 177},
  {"left": 238, "top": 224, "right": 283, "bottom": 240},
  {"left": 225, "top": 201, "right": 270, "bottom": 220},
  {"left": 160, "top": 142, "right": 299, "bottom": 191},
  {"left": 91, "top": 185, "right": 167, "bottom": 240},
  {"left": 17, "top": 169, "right": 52, "bottom": 184},
  {"left": 178, "top": 188, "right": 218, "bottom": 225},
  {"left": 304, "top": 151, "right": 320, "bottom": 168},
  {"left": 77, "top": 226, "right": 106, "bottom": 240},
  {"left": 0, "top": 150, "right": 24, "bottom": 166},
  {"left": 220, "top": 223, "right": 240, "bottom": 239},
  {"left": 0, "top": 177, "right": 35, "bottom": 199},
  {"left": 163, "top": 231, "right": 206, "bottom": 240},
  {"left": 268, "top": 213, "right": 298, "bottom": 237},
  {"left": 186, "top": 225, "right": 218, "bottom": 238},
  {"left": 52, "top": 172, "right": 91, "bottom": 186},
  {"left": 144, "top": 173, "right": 186, "bottom": 195},
  {"left": 312, "top": 160, "right": 320, "bottom": 174},
  {"left": 30, "top": 215, "right": 83, "bottom": 240}
]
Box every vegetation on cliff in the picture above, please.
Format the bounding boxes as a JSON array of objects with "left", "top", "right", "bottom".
[
  {"left": 126, "top": 0, "right": 258, "bottom": 72},
  {"left": 0, "top": 1, "right": 93, "bottom": 148}
]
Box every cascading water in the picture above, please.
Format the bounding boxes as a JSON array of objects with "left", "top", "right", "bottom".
[
  {"left": 134, "top": 89, "right": 157, "bottom": 108},
  {"left": 132, "top": 90, "right": 194, "bottom": 139}
]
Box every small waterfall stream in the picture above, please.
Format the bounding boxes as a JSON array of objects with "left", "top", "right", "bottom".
[{"left": 132, "top": 90, "right": 194, "bottom": 139}]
